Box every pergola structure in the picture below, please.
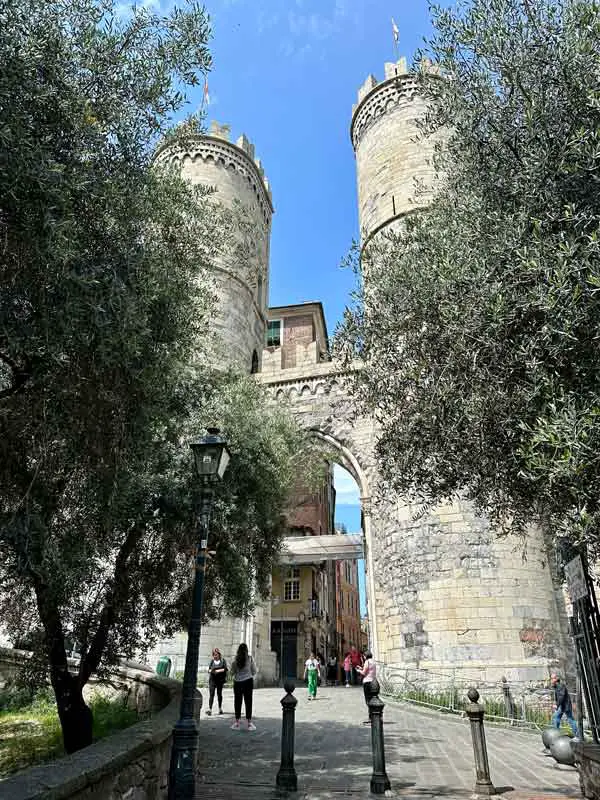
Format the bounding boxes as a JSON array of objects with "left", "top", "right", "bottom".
[{"left": 279, "top": 533, "right": 363, "bottom": 564}]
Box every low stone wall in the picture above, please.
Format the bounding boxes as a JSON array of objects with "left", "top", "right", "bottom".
[
  {"left": 0, "top": 648, "right": 201, "bottom": 800},
  {"left": 574, "top": 741, "right": 600, "bottom": 800}
]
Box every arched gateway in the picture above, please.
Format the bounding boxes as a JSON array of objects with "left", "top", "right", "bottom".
[{"left": 151, "top": 58, "right": 574, "bottom": 686}]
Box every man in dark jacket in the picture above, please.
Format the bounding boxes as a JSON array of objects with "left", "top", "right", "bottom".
[{"left": 551, "top": 673, "right": 578, "bottom": 736}]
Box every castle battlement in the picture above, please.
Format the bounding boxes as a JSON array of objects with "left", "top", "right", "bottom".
[
  {"left": 350, "top": 56, "right": 442, "bottom": 153},
  {"left": 209, "top": 121, "right": 269, "bottom": 188},
  {"left": 155, "top": 120, "right": 274, "bottom": 221}
]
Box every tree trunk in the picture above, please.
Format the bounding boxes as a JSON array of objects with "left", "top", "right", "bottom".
[{"left": 51, "top": 668, "right": 93, "bottom": 754}]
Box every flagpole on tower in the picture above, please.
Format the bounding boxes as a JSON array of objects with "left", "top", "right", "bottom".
[
  {"left": 201, "top": 77, "right": 210, "bottom": 112},
  {"left": 391, "top": 17, "right": 400, "bottom": 61}
]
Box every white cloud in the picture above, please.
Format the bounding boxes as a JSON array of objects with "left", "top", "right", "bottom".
[{"left": 333, "top": 464, "right": 360, "bottom": 505}]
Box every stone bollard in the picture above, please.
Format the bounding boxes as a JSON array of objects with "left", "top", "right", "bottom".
[
  {"left": 465, "top": 687, "right": 496, "bottom": 796},
  {"left": 368, "top": 679, "right": 391, "bottom": 795},
  {"left": 276, "top": 681, "right": 298, "bottom": 792}
]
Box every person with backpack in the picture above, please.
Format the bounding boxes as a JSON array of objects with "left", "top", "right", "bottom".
[
  {"left": 230, "top": 642, "right": 257, "bottom": 731},
  {"left": 206, "top": 647, "right": 228, "bottom": 716}
]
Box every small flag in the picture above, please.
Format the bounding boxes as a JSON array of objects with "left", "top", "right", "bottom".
[
  {"left": 203, "top": 79, "right": 210, "bottom": 106},
  {"left": 392, "top": 17, "right": 399, "bottom": 44}
]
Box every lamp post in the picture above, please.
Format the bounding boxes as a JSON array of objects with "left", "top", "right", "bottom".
[{"left": 168, "top": 428, "right": 230, "bottom": 800}]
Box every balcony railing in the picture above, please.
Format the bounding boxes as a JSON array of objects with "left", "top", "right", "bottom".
[{"left": 308, "top": 597, "right": 328, "bottom": 621}]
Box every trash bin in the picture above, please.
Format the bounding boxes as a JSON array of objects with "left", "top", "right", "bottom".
[{"left": 156, "top": 656, "right": 172, "bottom": 677}]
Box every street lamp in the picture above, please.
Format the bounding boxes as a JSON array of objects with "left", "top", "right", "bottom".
[{"left": 168, "top": 428, "right": 230, "bottom": 800}]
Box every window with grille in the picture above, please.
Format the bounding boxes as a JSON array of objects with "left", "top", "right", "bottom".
[
  {"left": 284, "top": 579, "right": 300, "bottom": 601},
  {"left": 266, "top": 319, "right": 281, "bottom": 347},
  {"left": 284, "top": 567, "right": 300, "bottom": 601}
]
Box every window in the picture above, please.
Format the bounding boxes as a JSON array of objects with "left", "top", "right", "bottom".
[
  {"left": 284, "top": 567, "right": 300, "bottom": 601},
  {"left": 266, "top": 319, "right": 281, "bottom": 347}
]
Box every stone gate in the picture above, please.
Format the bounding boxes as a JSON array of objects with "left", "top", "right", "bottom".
[{"left": 150, "top": 56, "right": 574, "bottom": 686}]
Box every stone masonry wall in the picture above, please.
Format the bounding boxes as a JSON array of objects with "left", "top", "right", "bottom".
[{"left": 0, "top": 650, "right": 197, "bottom": 800}]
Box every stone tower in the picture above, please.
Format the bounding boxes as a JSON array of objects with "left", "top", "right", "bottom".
[
  {"left": 350, "top": 59, "right": 574, "bottom": 683},
  {"left": 148, "top": 123, "right": 277, "bottom": 683},
  {"left": 351, "top": 57, "right": 438, "bottom": 241},
  {"left": 156, "top": 121, "right": 273, "bottom": 373}
]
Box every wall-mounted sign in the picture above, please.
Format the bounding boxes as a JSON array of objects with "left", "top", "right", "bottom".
[{"left": 271, "top": 621, "right": 298, "bottom": 637}]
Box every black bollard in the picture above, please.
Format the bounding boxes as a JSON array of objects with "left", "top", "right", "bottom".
[
  {"left": 368, "top": 680, "right": 391, "bottom": 795},
  {"left": 276, "top": 680, "right": 298, "bottom": 792},
  {"left": 465, "top": 687, "right": 496, "bottom": 796}
]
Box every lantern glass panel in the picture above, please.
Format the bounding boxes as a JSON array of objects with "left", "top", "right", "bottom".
[
  {"left": 193, "top": 444, "right": 220, "bottom": 477},
  {"left": 217, "top": 448, "right": 230, "bottom": 479}
]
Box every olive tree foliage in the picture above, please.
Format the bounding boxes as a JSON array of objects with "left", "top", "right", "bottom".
[
  {"left": 0, "top": 0, "right": 315, "bottom": 752},
  {"left": 336, "top": 0, "right": 600, "bottom": 553}
]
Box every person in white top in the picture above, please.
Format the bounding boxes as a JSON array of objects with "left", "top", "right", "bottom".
[
  {"left": 356, "top": 650, "right": 376, "bottom": 723},
  {"left": 304, "top": 653, "right": 320, "bottom": 700},
  {"left": 230, "top": 643, "right": 257, "bottom": 730}
]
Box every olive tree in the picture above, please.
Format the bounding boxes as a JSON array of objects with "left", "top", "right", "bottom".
[
  {"left": 337, "top": 0, "right": 600, "bottom": 552},
  {"left": 0, "top": 0, "right": 316, "bottom": 753}
]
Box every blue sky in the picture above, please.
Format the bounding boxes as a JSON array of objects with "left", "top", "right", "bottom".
[{"left": 175, "top": 0, "right": 436, "bottom": 335}]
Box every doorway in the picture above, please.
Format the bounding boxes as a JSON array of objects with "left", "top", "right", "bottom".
[{"left": 271, "top": 620, "right": 298, "bottom": 680}]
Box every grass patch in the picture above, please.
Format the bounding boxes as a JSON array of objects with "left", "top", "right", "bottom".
[{"left": 0, "top": 691, "right": 138, "bottom": 778}]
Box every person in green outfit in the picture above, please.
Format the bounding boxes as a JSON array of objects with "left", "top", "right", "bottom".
[{"left": 304, "top": 652, "right": 320, "bottom": 700}]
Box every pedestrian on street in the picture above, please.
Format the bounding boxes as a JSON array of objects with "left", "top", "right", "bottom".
[
  {"left": 551, "top": 673, "right": 578, "bottom": 736},
  {"left": 304, "top": 652, "right": 320, "bottom": 700},
  {"left": 317, "top": 652, "right": 324, "bottom": 686},
  {"left": 356, "top": 650, "right": 377, "bottom": 723},
  {"left": 343, "top": 652, "right": 352, "bottom": 687},
  {"left": 206, "top": 647, "right": 228, "bottom": 716},
  {"left": 327, "top": 654, "right": 338, "bottom": 686},
  {"left": 350, "top": 646, "right": 363, "bottom": 685},
  {"left": 231, "top": 643, "right": 257, "bottom": 731}
]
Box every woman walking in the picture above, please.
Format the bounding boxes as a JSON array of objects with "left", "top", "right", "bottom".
[
  {"left": 231, "top": 643, "right": 257, "bottom": 731},
  {"left": 304, "top": 652, "right": 320, "bottom": 700},
  {"left": 343, "top": 652, "right": 352, "bottom": 687},
  {"left": 206, "top": 647, "right": 227, "bottom": 716},
  {"left": 356, "top": 650, "right": 376, "bottom": 723}
]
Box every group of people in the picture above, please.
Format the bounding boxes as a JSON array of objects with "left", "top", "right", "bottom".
[
  {"left": 303, "top": 646, "right": 370, "bottom": 691},
  {"left": 303, "top": 648, "right": 377, "bottom": 722},
  {"left": 206, "top": 643, "right": 257, "bottom": 731},
  {"left": 205, "top": 643, "right": 376, "bottom": 730}
]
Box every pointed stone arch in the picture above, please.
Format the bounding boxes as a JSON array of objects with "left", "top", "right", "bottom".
[{"left": 258, "top": 359, "right": 570, "bottom": 681}]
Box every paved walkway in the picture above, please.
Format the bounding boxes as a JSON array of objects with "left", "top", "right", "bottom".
[{"left": 195, "top": 686, "right": 581, "bottom": 799}]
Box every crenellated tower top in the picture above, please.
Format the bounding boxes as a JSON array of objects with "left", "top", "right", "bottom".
[
  {"left": 351, "top": 57, "right": 439, "bottom": 152},
  {"left": 155, "top": 120, "right": 274, "bottom": 225},
  {"left": 351, "top": 57, "right": 440, "bottom": 242}
]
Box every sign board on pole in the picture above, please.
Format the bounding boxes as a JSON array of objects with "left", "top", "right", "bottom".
[{"left": 565, "top": 555, "right": 588, "bottom": 602}]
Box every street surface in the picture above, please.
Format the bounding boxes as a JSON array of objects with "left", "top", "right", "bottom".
[{"left": 195, "top": 685, "right": 580, "bottom": 800}]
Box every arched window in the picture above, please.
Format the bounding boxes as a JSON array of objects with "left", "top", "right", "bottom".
[
  {"left": 257, "top": 275, "right": 263, "bottom": 307},
  {"left": 251, "top": 349, "right": 259, "bottom": 374}
]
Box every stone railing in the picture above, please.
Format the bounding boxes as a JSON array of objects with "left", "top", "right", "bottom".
[{"left": 0, "top": 648, "right": 201, "bottom": 800}]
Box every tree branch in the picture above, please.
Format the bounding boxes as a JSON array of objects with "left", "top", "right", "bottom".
[{"left": 78, "top": 523, "right": 146, "bottom": 686}]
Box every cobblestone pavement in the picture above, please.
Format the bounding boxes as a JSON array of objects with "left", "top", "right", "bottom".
[{"left": 195, "top": 686, "right": 580, "bottom": 799}]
